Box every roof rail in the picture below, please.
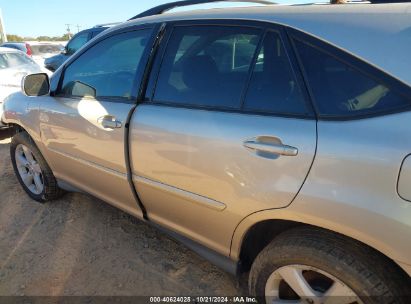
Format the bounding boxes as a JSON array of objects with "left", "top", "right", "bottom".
[
  {"left": 93, "top": 22, "right": 122, "bottom": 28},
  {"left": 129, "top": 0, "right": 275, "bottom": 20}
]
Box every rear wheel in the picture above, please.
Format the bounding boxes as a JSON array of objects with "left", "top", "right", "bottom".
[
  {"left": 11, "top": 131, "right": 63, "bottom": 202},
  {"left": 249, "top": 227, "right": 411, "bottom": 304}
]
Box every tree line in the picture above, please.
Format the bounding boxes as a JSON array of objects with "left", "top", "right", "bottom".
[{"left": 6, "top": 34, "right": 71, "bottom": 42}]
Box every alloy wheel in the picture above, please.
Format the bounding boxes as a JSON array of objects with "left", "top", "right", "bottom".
[
  {"left": 265, "top": 265, "right": 362, "bottom": 304},
  {"left": 15, "top": 144, "right": 44, "bottom": 195}
]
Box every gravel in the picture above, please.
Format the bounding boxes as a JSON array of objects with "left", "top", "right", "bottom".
[{"left": 0, "top": 132, "right": 242, "bottom": 296}]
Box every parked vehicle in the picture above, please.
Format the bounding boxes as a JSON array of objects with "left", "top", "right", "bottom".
[
  {"left": 0, "top": 47, "right": 44, "bottom": 128},
  {"left": 29, "top": 42, "right": 64, "bottom": 67},
  {"left": 44, "top": 24, "right": 117, "bottom": 71},
  {"left": 1, "top": 42, "right": 33, "bottom": 57},
  {"left": 2, "top": 0, "right": 411, "bottom": 302}
]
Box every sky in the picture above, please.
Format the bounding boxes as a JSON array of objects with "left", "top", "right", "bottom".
[{"left": 0, "top": 0, "right": 311, "bottom": 38}]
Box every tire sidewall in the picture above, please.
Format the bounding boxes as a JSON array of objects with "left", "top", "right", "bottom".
[
  {"left": 249, "top": 231, "right": 406, "bottom": 304},
  {"left": 11, "top": 132, "right": 49, "bottom": 202}
]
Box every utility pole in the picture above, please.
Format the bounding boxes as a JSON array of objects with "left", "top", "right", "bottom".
[
  {"left": 0, "top": 8, "right": 6, "bottom": 43},
  {"left": 65, "top": 24, "right": 72, "bottom": 39},
  {"left": 76, "top": 24, "right": 81, "bottom": 33}
]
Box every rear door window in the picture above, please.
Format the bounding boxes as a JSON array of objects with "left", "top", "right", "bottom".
[
  {"left": 294, "top": 39, "right": 411, "bottom": 118},
  {"left": 152, "top": 25, "right": 262, "bottom": 109},
  {"left": 243, "top": 31, "right": 309, "bottom": 116}
]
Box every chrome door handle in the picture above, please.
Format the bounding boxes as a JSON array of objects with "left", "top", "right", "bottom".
[
  {"left": 98, "top": 115, "right": 122, "bottom": 129},
  {"left": 243, "top": 140, "right": 298, "bottom": 157}
]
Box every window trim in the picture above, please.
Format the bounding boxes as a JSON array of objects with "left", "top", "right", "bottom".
[
  {"left": 55, "top": 24, "right": 157, "bottom": 104},
  {"left": 144, "top": 19, "right": 316, "bottom": 120},
  {"left": 286, "top": 27, "right": 411, "bottom": 121},
  {"left": 240, "top": 29, "right": 315, "bottom": 118},
  {"left": 150, "top": 21, "right": 266, "bottom": 110}
]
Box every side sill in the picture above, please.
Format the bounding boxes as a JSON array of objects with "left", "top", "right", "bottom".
[
  {"left": 150, "top": 221, "right": 240, "bottom": 276},
  {"left": 57, "top": 178, "right": 86, "bottom": 194}
]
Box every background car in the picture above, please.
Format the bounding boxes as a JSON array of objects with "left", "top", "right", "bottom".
[
  {"left": 1, "top": 41, "right": 33, "bottom": 57},
  {"left": 44, "top": 23, "right": 117, "bottom": 71},
  {"left": 29, "top": 42, "right": 65, "bottom": 67},
  {"left": 0, "top": 47, "right": 45, "bottom": 128}
]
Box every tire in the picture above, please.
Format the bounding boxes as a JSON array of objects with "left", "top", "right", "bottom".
[
  {"left": 249, "top": 226, "right": 411, "bottom": 304},
  {"left": 10, "top": 131, "right": 64, "bottom": 202}
]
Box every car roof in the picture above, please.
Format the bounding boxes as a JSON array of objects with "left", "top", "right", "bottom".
[
  {"left": 27, "top": 42, "right": 64, "bottom": 45},
  {"left": 0, "top": 46, "right": 22, "bottom": 53},
  {"left": 107, "top": 3, "right": 411, "bottom": 86},
  {"left": 2, "top": 42, "right": 26, "bottom": 45},
  {"left": 80, "top": 26, "right": 108, "bottom": 34}
]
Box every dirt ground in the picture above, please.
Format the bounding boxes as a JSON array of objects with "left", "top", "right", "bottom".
[{"left": 0, "top": 130, "right": 241, "bottom": 297}]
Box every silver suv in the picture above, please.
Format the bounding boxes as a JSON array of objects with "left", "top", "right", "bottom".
[{"left": 1, "top": 0, "right": 411, "bottom": 302}]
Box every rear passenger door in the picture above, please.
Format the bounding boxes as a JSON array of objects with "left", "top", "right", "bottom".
[{"left": 130, "top": 21, "right": 317, "bottom": 254}]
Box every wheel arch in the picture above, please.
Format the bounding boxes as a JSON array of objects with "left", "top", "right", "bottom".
[
  {"left": 7, "top": 123, "right": 52, "bottom": 173},
  {"left": 237, "top": 219, "right": 302, "bottom": 272},
  {"left": 6, "top": 123, "right": 40, "bottom": 143},
  {"left": 8, "top": 123, "right": 25, "bottom": 134},
  {"left": 233, "top": 210, "right": 411, "bottom": 277}
]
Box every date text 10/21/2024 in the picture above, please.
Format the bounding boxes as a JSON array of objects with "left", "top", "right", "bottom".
[{"left": 149, "top": 297, "right": 258, "bottom": 303}]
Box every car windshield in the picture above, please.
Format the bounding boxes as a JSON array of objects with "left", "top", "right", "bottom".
[
  {"left": 0, "top": 52, "right": 34, "bottom": 69},
  {"left": 31, "top": 44, "right": 63, "bottom": 55}
]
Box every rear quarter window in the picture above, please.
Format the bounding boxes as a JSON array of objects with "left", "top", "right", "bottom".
[{"left": 293, "top": 39, "right": 411, "bottom": 118}]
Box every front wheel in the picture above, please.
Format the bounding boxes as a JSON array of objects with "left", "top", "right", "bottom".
[
  {"left": 249, "top": 227, "right": 411, "bottom": 304},
  {"left": 10, "top": 131, "right": 64, "bottom": 202}
]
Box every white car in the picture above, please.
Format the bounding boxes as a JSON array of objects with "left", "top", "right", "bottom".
[
  {"left": 0, "top": 47, "right": 45, "bottom": 128},
  {"left": 29, "top": 42, "right": 65, "bottom": 67}
]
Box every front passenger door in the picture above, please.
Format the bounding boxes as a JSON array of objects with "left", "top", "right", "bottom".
[{"left": 39, "top": 28, "right": 154, "bottom": 217}]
